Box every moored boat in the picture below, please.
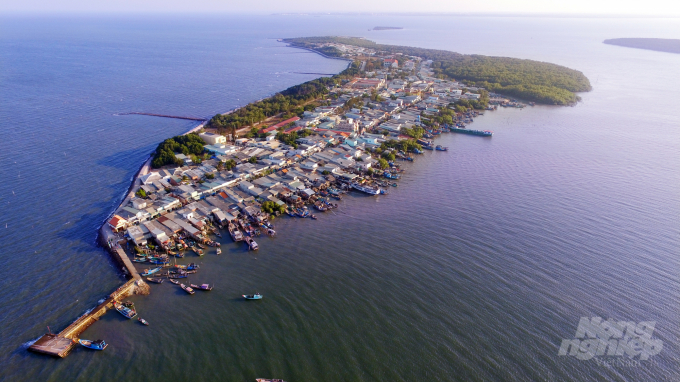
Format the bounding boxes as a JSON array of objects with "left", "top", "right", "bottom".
[
  {"left": 190, "top": 283, "right": 213, "bottom": 291},
  {"left": 113, "top": 302, "right": 137, "bottom": 319},
  {"left": 169, "top": 279, "right": 180, "bottom": 285},
  {"left": 146, "top": 277, "right": 164, "bottom": 284},
  {"left": 350, "top": 182, "right": 382, "bottom": 195},
  {"left": 141, "top": 267, "right": 162, "bottom": 276},
  {"left": 435, "top": 145, "right": 448, "bottom": 151},
  {"left": 180, "top": 284, "right": 195, "bottom": 295},
  {"left": 79, "top": 339, "right": 108, "bottom": 350},
  {"left": 449, "top": 126, "right": 493, "bottom": 136}
]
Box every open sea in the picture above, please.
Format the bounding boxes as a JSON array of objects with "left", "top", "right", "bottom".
[{"left": 0, "top": 14, "right": 678, "bottom": 382}]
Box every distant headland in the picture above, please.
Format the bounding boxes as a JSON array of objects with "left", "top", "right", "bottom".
[
  {"left": 373, "top": 26, "right": 403, "bottom": 31},
  {"left": 603, "top": 38, "right": 680, "bottom": 54}
]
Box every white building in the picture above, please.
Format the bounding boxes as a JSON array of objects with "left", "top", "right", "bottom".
[{"left": 200, "top": 132, "right": 227, "bottom": 145}]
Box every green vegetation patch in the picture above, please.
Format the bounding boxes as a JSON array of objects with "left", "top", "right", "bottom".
[
  {"left": 151, "top": 133, "right": 205, "bottom": 168},
  {"left": 284, "top": 37, "right": 591, "bottom": 105}
]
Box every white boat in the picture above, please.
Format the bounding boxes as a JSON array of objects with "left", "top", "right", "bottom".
[{"left": 350, "top": 182, "right": 382, "bottom": 195}]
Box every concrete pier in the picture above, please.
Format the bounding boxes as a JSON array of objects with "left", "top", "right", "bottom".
[{"left": 29, "top": 230, "right": 148, "bottom": 358}]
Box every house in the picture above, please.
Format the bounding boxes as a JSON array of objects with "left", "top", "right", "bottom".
[
  {"left": 199, "top": 132, "right": 227, "bottom": 145},
  {"left": 108, "top": 215, "right": 128, "bottom": 232},
  {"left": 131, "top": 198, "right": 147, "bottom": 210},
  {"left": 383, "top": 59, "right": 399, "bottom": 68},
  {"left": 175, "top": 154, "right": 192, "bottom": 165}
]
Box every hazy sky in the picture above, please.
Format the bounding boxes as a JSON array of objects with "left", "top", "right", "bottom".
[{"left": 1, "top": 0, "right": 679, "bottom": 16}]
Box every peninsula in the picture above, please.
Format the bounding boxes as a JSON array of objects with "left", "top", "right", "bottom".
[
  {"left": 603, "top": 38, "right": 680, "bottom": 55},
  {"left": 29, "top": 36, "right": 590, "bottom": 358}
]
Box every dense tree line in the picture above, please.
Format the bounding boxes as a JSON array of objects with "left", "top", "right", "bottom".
[
  {"left": 151, "top": 133, "right": 205, "bottom": 168},
  {"left": 207, "top": 62, "right": 361, "bottom": 133},
  {"left": 284, "top": 37, "right": 591, "bottom": 105}
]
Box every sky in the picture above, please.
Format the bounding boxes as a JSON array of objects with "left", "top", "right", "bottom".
[{"left": 1, "top": 0, "right": 679, "bottom": 16}]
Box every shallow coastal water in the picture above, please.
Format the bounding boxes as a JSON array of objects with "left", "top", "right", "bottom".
[{"left": 1, "top": 15, "right": 679, "bottom": 381}]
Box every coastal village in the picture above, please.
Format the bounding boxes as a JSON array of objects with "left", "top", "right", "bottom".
[
  {"left": 104, "top": 42, "right": 513, "bottom": 261},
  {"left": 30, "top": 40, "right": 519, "bottom": 359}
]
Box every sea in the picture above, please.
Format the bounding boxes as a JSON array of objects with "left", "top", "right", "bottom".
[{"left": 0, "top": 14, "right": 678, "bottom": 382}]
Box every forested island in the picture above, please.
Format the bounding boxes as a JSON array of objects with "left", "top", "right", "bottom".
[
  {"left": 284, "top": 36, "right": 591, "bottom": 105},
  {"left": 604, "top": 38, "right": 680, "bottom": 54},
  {"left": 373, "top": 26, "right": 403, "bottom": 31}
]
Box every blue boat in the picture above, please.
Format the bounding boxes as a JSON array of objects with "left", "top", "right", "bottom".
[
  {"left": 79, "top": 339, "right": 108, "bottom": 350},
  {"left": 435, "top": 145, "right": 449, "bottom": 151},
  {"left": 141, "top": 267, "right": 162, "bottom": 276},
  {"left": 423, "top": 145, "right": 434, "bottom": 150},
  {"left": 243, "top": 293, "right": 263, "bottom": 300}
]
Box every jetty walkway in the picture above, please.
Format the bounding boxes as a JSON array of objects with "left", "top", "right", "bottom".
[{"left": 118, "top": 112, "right": 208, "bottom": 122}]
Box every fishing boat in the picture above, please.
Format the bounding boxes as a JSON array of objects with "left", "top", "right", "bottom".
[
  {"left": 197, "top": 243, "right": 206, "bottom": 249},
  {"left": 187, "top": 263, "right": 200, "bottom": 270},
  {"left": 228, "top": 224, "right": 244, "bottom": 241},
  {"left": 190, "top": 283, "right": 213, "bottom": 291},
  {"left": 169, "top": 279, "right": 180, "bottom": 285},
  {"left": 245, "top": 236, "right": 259, "bottom": 251},
  {"left": 435, "top": 145, "right": 449, "bottom": 151},
  {"left": 216, "top": 247, "right": 222, "bottom": 255},
  {"left": 193, "top": 248, "right": 204, "bottom": 256},
  {"left": 141, "top": 267, "right": 162, "bottom": 276},
  {"left": 350, "top": 182, "right": 382, "bottom": 195},
  {"left": 78, "top": 339, "right": 108, "bottom": 350},
  {"left": 449, "top": 127, "right": 493, "bottom": 136},
  {"left": 146, "top": 277, "right": 164, "bottom": 284},
  {"left": 168, "top": 273, "right": 188, "bottom": 279},
  {"left": 423, "top": 145, "right": 434, "bottom": 150},
  {"left": 180, "top": 284, "right": 195, "bottom": 295},
  {"left": 138, "top": 318, "right": 149, "bottom": 326},
  {"left": 132, "top": 257, "right": 147, "bottom": 263},
  {"left": 113, "top": 302, "right": 137, "bottom": 319},
  {"left": 256, "top": 379, "right": 286, "bottom": 382},
  {"left": 243, "top": 293, "right": 263, "bottom": 300}
]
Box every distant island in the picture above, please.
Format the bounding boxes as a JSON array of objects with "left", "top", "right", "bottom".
[
  {"left": 284, "top": 36, "right": 591, "bottom": 105},
  {"left": 604, "top": 38, "right": 680, "bottom": 54},
  {"left": 373, "top": 26, "right": 403, "bottom": 31}
]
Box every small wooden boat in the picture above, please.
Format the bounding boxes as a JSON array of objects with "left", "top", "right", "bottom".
[
  {"left": 79, "top": 339, "right": 108, "bottom": 350},
  {"left": 169, "top": 273, "right": 188, "bottom": 279},
  {"left": 138, "top": 318, "right": 149, "bottom": 326},
  {"left": 197, "top": 243, "right": 206, "bottom": 249},
  {"left": 146, "top": 277, "right": 164, "bottom": 284},
  {"left": 193, "top": 248, "right": 204, "bottom": 256},
  {"left": 216, "top": 247, "right": 222, "bottom": 255},
  {"left": 243, "top": 293, "right": 263, "bottom": 300},
  {"left": 141, "top": 267, "right": 162, "bottom": 276},
  {"left": 311, "top": 215, "right": 317, "bottom": 220},
  {"left": 187, "top": 263, "right": 200, "bottom": 270},
  {"left": 215, "top": 232, "right": 222, "bottom": 238},
  {"left": 190, "top": 283, "right": 213, "bottom": 291},
  {"left": 132, "top": 257, "right": 147, "bottom": 263},
  {"left": 113, "top": 302, "right": 137, "bottom": 319},
  {"left": 180, "top": 284, "right": 195, "bottom": 295},
  {"left": 169, "top": 279, "right": 180, "bottom": 285}
]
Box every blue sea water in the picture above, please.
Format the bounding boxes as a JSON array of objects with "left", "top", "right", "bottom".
[{"left": 0, "top": 14, "right": 678, "bottom": 381}]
